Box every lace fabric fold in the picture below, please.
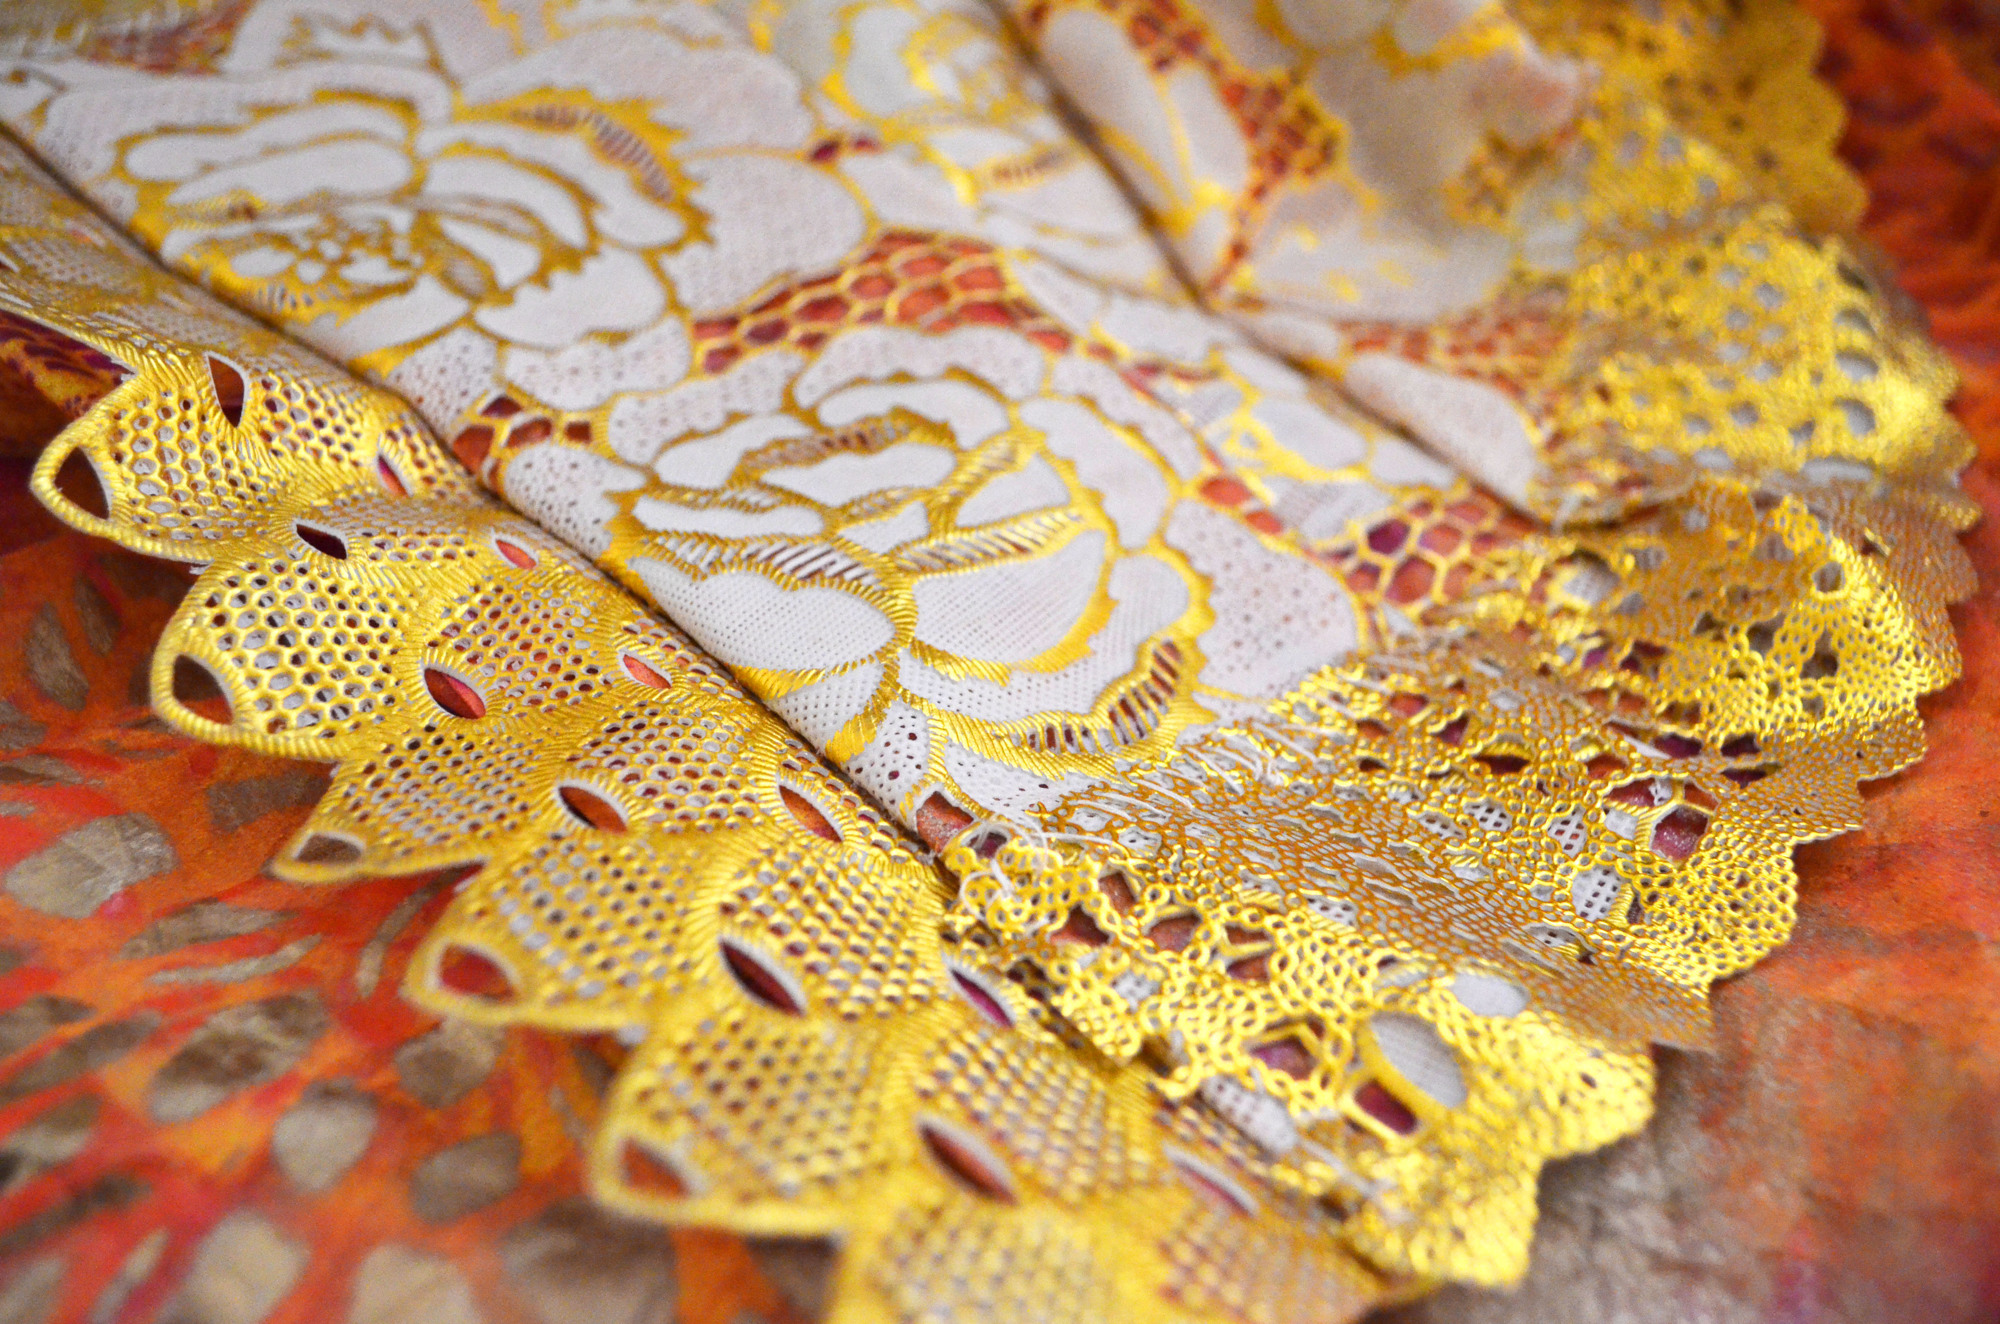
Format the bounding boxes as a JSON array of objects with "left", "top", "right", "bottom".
[
  {"left": 0, "top": 0, "right": 1979, "bottom": 1310},
  {"left": 0, "top": 136, "right": 1404, "bottom": 1323},
  {"left": 1006, "top": 0, "right": 1974, "bottom": 521}
]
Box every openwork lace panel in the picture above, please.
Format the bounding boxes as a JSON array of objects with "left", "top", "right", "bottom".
[{"left": 0, "top": 0, "right": 1976, "bottom": 1315}]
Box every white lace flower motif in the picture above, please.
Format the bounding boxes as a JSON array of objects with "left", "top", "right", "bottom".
[
  {"left": 95, "top": 1, "right": 864, "bottom": 414},
  {"left": 602, "top": 321, "right": 1214, "bottom": 820}
]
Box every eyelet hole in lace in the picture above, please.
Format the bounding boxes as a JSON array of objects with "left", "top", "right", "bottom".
[
  {"left": 778, "top": 785, "right": 842, "bottom": 843},
  {"left": 376, "top": 456, "right": 408, "bottom": 496},
  {"left": 292, "top": 831, "right": 363, "bottom": 866},
  {"left": 295, "top": 520, "right": 348, "bottom": 559},
  {"left": 437, "top": 944, "right": 518, "bottom": 1002},
  {"left": 1052, "top": 905, "right": 1108, "bottom": 947},
  {"left": 206, "top": 355, "right": 246, "bottom": 427},
  {"left": 169, "top": 654, "right": 230, "bottom": 720},
  {"left": 619, "top": 653, "right": 672, "bottom": 688},
  {"left": 719, "top": 936, "right": 805, "bottom": 1015},
  {"left": 619, "top": 1138, "right": 689, "bottom": 1199},
  {"left": 422, "top": 666, "right": 487, "bottom": 720},
  {"left": 54, "top": 449, "right": 109, "bottom": 519},
  {"left": 1226, "top": 952, "right": 1270, "bottom": 982},
  {"left": 948, "top": 965, "right": 1013, "bottom": 1029},
  {"left": 557, "top": 783, "right": 627, "bottom": 833},
  {"left": 491, "top": 536, "right": 536, "bottom": 568},
  {"left": 452, "top": 425, "right": 494, "bottom": 472},
  {"left": 1585, "top": 752, "right": 1629, "bottom": 779},
  {"left": 1145, "top": 914, "right": 1198, "bottom": 952},
  {"left": 1097, "top": 870, "right": 1136, "bottom": 912},
  {"left": 1653, "top": 732, "right": 1703, "bottom": 759},
  {"left": 918, "top": 1117, "right": 1016, "bottom": 1203},
  {"left": 1651, "top": 805, "right": 1710, "bottom": 860},
  {"left": 1249, "top": 1033, "right": 1315, "bottom": 1080},
  {"left": 1352, "top": 1079, "right": 1420, "bottom": 1136}
]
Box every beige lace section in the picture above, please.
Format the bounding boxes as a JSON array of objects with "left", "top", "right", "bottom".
[
  {"left": 1006, "top": 0, "right": 1974, "bottom": 521},
  {"left": 0, "top": 0, "right": 1981, "bottom": 1310},
  {"left": 3, "top": 143, "right": 1404, "bottom": 1324}
]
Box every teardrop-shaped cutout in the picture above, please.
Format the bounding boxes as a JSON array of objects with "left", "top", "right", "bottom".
[
  {"left": 293, "top": 832, "right": 363, "bottom": 866},
  {"left": 295, "top": 520, "right": 348, "bottom": 559},
  {"left": 620, "top": 654, "right": 672, "bottom": 688},
  {"left": 618, "top": 1138, "right": 688, "bottom": 1199},
  {"left": 422, "top": 666, "right": 486, "bottom": 719},
  {"left": 492, "top": 537, "right": 536, "bottom": 568},
  {"left": 557, "top": 783, "right": 628, "bottom": 833},
  {"left": 779, "top": 785, "right": 841, "bottom": 844},
  {"left": 54, "top": 449, "right": 109, "bottom": 519},
  {"left": 168, "top": 654, "right": 230, "bottom": 722},
  {"left": 376, "top": 455, "right": 408, "bottom": 496},
  {"left": 437, "top": 944, "right": 517, "bottom": 1002},
  {"left": 206, "top": 355, "right": 245, "bottom": 427},
  {"left": 719, "top": 936, "right": 805, "bottom": 1015},
  {"left": 949, "top": 966, "right": 1013, "bottom": 1029},
  {"left": 918, "top": 1117, "right": 1017, "bottom": 1203}
]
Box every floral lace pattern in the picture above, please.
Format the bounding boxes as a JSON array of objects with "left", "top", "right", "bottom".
[
  {"left": 0, "top": 0, "right": 1493, "bottom": 860},
  {"left": 0, "top": 137, "right": 1401, "bottom": 1324},
  {"left": 0, "top": 0, "right": 1980, "bottom": 1313},
  {"left": 1009, "top": 0, "right": 1975, "bottom": 521}
]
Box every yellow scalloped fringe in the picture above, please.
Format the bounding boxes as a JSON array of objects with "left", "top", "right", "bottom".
[
  {"left": 3, "top": 148, "right": 1402, "bottom": 1324},
  {"left": 0, "top": 0, "right": 1980, "bottom": 1299}
]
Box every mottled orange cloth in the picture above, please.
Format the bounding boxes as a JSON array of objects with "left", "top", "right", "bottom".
[{"left": 0, "top": 462, "right": 821, "bottom": 1320}]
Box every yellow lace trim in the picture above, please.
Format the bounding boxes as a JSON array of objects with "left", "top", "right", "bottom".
[
  {"left": 944, "top": 466, "right": 1975, "bottom": 1281},
  {"left": 1008, "top": 0, "right": 1971, "bottom": 521},
  {"left": 1519, "top": 106, "right": 1975, "bottom": 520},
  {"left": 5, "top": 148, "right": 1400, "bottom": 1324},
  {"left": 943, "top": 451, "right": 1973, "bottom": 1284},
  {"left": 0, "top": 0, "right": 1979, "bottom": 1302},
  {"left": 1517, "top": 0, "right": 1866, "bottom": 235}
]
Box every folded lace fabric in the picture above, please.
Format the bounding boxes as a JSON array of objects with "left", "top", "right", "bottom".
[
  {"left": 0, "top": 136, "right": 1408, "bottom": 1324},
  {"left": 0, "top": 0, "right": 1977, "bottom": 1313},
  {"left": 1009, "top": 0, "right": 1971, "bottom": 520}
]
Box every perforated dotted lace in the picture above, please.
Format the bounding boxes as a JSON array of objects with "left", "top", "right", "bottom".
[
  {"left": 1010, "top": 0, "right": 1978, "bottom": 524},
  {"left": 0, "top": 138, "right": 1399, "bottom": 1324},
  {"left": 0, "top": 0, "right": 1982, "bottom": 1310}
]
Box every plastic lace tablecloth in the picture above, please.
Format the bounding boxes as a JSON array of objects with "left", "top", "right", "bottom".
[{"left": 0, "top": 0, "right": 1995, "bottom": 1321}]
